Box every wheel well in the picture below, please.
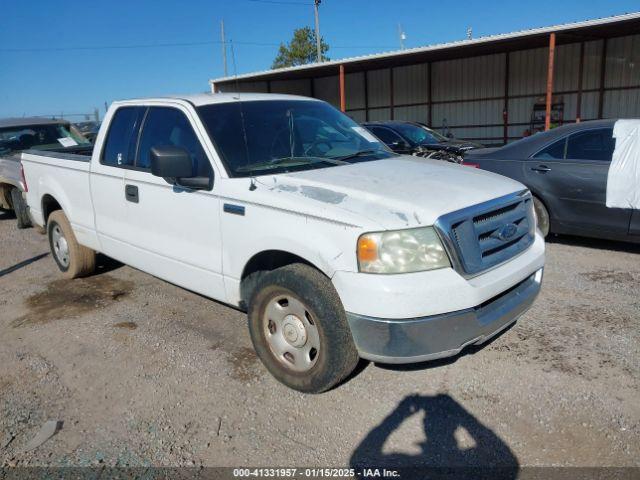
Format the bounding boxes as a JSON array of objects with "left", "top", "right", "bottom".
[
  {"left": 531, "top": 192, "right": 551, "bottom": 218},
  {"left": 0, "top": 183, "right": 13, "bottom": 209},
  {"left": 239, "top": 250, "right": 316, "bottom": 310},
  {"left": 42, "top": 194, "right": 62, "bottom": 225}
]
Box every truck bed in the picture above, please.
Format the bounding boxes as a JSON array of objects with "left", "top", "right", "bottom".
[{"left": 21, "top": 148, "right": 98, "bottom": 250}]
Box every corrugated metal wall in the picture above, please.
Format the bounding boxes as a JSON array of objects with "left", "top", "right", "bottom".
[
  {"left": 218, "top": 33, "right": 639, "bottom": 145},
  {"left": 218, "top": 80, "right": 269, "bottom": 93},
  {"left": 313, "top": 75, "right": 339, "bottom": 107},
  {"left": 270, "top": 78, "right": 311, "bottom": 96}
]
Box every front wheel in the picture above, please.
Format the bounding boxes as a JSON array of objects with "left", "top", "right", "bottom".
[
  {"left": 47, "top": 210, "right": 96, "bottom": 279},
  {"left": 248, "top": 263, "right": 359, "bottom": 393}
]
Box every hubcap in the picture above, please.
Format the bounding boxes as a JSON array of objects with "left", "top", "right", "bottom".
[
  {"left": 51, "top": 224, "right": 70, "bottom": 267},
  {"left": 263, "top": 295, "right": 320, "bottom": 372}
]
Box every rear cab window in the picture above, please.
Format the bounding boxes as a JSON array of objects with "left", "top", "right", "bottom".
[{"left": 101, "top": 106, "right": 146, "bottom": 167}]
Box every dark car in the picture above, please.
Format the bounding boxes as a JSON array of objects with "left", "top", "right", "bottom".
[
  {"left": 74, "top": 121, "right": 101, "bottom": 143},
  {"left": 362, "top": 121, "right": 483, "bottom": 163},
  {"left": 464, "top": 119, "right": 639, "bottom": 243}
]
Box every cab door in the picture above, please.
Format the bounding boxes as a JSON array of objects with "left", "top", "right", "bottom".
[
  {"left": 120, "top": 105, "right": 224, "bottom": 300},
  {"left": 90, "top": 106, "right": 145, "bottom": 256}
]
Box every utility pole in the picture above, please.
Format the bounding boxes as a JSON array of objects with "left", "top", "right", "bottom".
[
  {"left": 314, "top": 0, "right": 322, "bottom": 63},
  {"left": 466, "top": 26, "right": 473, "bottom": 40},
  {"left": 398, "top": 23, "right": 406, "bottom": 49},
  {"left": 221, "top": 19, "right": 228, "bottom": 77}
]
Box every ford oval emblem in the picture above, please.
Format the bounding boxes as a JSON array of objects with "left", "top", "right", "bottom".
[{"left": 497, "top": 223, "right": 518, "bottom": 241}]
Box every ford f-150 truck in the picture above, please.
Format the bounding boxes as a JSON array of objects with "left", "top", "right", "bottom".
[{"left": 21, "top": 93, "right": 545, "bottom": 393}]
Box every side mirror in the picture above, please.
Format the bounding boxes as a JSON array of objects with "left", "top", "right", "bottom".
[
  {"left": 150, "top": 145, "right": 194, "bottom": 178},
  {"left": 150, "top": 146, "right": 211, "bottom": 190}
]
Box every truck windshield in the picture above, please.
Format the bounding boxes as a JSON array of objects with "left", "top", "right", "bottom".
[
  {"left": 0, "top": 123, "right": 91, "bottom": 156},
  {"left": 197, "top": 100, "right": 394, "bottom": 177}
]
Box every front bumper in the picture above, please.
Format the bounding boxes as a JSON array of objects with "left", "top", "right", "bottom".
[{"left": 346, "top": 268, "right": 543, "bottom": 364}]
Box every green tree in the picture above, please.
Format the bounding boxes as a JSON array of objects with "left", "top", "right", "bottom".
[{"left": 272, "top": 26, "right": 329, "bottom": 69}]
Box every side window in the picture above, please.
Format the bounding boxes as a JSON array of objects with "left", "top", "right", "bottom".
[
  {"left": 368, "top": 126, "right": 403, "bottom": 145},
  {"left": 566, "top": 128, "right": 615, "bottom": 161},
  {"left": 136, "top": 107, "right": 212, "bottom": 177},
  {"left": 533, "top": 138, "right": 566, "bottom": 160},
  {"left": 101, "top": 107, "right": 145, "bottom": 167}
]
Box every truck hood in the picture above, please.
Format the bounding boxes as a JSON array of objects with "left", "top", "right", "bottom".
[{"left": 257, "top": 156, "right": 526, "bottom": 229}]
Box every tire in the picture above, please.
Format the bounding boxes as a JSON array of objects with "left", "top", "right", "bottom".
[
  {"left": 533, "top": 196, "right": 550, "bottom": 237},
  {"left": 248, "top": 263, "right": 359, "bottom": 393},
  {"left": 10, "top": 188, "right": 31, "bottom": 229},
  {"left": 47, "top": 210, "right": 96, "bottom": 279}
]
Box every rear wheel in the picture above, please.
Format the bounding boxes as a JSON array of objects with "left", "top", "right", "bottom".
[
  {"left": 10, "top": 188, "right": 31, "bottom": 229},
  {"left": 533, "top": 196, "right": 550, "bottom": 237},
  {"left": 47, "top": 210, "right": 96, "bottom": 279},
  {"left": 248, "top": 263, "right": 359, "bottom": 393}
]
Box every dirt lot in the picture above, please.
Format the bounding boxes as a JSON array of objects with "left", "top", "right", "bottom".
[{"left": 0, "top": 208, "right": 638, "bottom": 469}]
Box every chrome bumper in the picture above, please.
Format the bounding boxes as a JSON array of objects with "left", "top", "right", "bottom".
[{"left": 346, "top": 268, "right": 543, "bottom": 364}]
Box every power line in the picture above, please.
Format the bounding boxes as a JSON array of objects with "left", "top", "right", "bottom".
[
  {"left": 1, "top": 40, "right": 397, "bottom": 53},
  {"left": 246, "top": 0, "right": 312, "bottom": 5},
  {"left": 0, "top": 40, "right": 277, "bottom": 53}
]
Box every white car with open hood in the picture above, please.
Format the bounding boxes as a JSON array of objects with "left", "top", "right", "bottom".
[{"left": 21, "top": 93, "right": 545, "bottom": 392}]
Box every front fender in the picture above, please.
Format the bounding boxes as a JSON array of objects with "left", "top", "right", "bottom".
[{"left": 221, "top": 207, "right": 360, "bottom": 306}]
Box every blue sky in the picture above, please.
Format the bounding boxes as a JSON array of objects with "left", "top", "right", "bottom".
[{"left": 1, "top": 0, "right": 637, "bottom": 118}]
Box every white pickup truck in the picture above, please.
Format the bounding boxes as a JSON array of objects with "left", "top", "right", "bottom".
[{"left": 22, "top": 93, "right": 545, "bottom": 392}]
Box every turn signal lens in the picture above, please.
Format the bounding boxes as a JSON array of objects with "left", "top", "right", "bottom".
[{"left": 357, "top": 235, "right": 378, "bottom": 263}]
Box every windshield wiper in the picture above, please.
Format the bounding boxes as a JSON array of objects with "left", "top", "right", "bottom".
[
  {"left": 236, "top": 156, "right": 347, "bottom": 173},
  {"left": 332, "top": 149, "right": 380, "bottom": 162}
]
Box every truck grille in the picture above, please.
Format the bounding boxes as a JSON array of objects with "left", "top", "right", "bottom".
[{"left": 435, "top": 191, "right": 535, "bottom": 276}]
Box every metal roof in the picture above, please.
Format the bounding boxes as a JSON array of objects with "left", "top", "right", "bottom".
[
  {"left": 0, "top": 117, "right": 67, "bottom": 128},
  {"left": 210, "top": 11, "right": 640, "bottom": 86}
]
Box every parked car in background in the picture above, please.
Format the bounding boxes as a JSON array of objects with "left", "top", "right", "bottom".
[
  {"left": 363, "top": 121, "right": 483, "bottom": 163},
  {"left": 464, "top": 119, "right": 640, "bottom": 243},
  {"left": 21, "top": 93, "right": 544, "bottom": 393},
  {"left": 0, "top": 117, "right": 90, "bottom": 228},
  {"left": 74, "top": 121, "right": 101, "bottom": 143}
]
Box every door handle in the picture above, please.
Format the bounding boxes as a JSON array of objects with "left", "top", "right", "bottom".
[
  {"left": 531, "top": 165, "right": 551, "bottom": 173},
  {"left": 125, "top": 184, "right": 139, "bottom": 203}
]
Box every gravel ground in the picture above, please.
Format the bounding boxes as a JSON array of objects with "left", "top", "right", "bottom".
[{"left": 0, "top": 208, "right": 638, "bottom": 469}]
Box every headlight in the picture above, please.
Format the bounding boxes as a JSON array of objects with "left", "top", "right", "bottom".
[{"left": 357, "top": 226, "right": 451, "bottom": 274}]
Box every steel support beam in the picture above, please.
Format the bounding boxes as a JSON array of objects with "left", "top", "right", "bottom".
[
  {"left": 598, "top": 38, "right": 608, "bottom": 119},
  {"left": 390, "top": 68, "right": 395, "bottom": 120},
  {"left": 427, "top": 62, "right": 432, "bottom": 126},
  {"left": 363, "top": 72, "right": 369, "bottom": 121},
  {"left": 545, "top": 33, "right": 556, "bottom": 131},
  {"left": 503, "top": 52, "right": 510, "bottom": 144},
  {"left": 576, "top": 41, "right": 585, "bottom": 122},
  {"left": 339, "top": 64, "right": 346, "bottom": 112}
]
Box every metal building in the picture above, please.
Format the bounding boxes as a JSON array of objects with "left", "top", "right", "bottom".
[{"left": 210, "top": 12, "right": 640, "bottom": 145}]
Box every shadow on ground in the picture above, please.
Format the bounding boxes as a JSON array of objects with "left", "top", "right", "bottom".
[
  {"left": 547, "top": 233, "right": 640, "bottom": 253},
  {"left": 350, "top": 394, "right": 519, "bottom": 475},
  {"left": 0, "top": 252, "right": 49, "bottom": 278},
  {"left": 0, "top": 208, "right": 16, "bottom": 221},
  {"left": 94, "top": 253, "right": 124, "bottom": 275}
]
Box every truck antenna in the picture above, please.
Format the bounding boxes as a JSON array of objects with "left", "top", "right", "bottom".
[{"left": 229, "top": 40, "right": 254, "bottom": 190}]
